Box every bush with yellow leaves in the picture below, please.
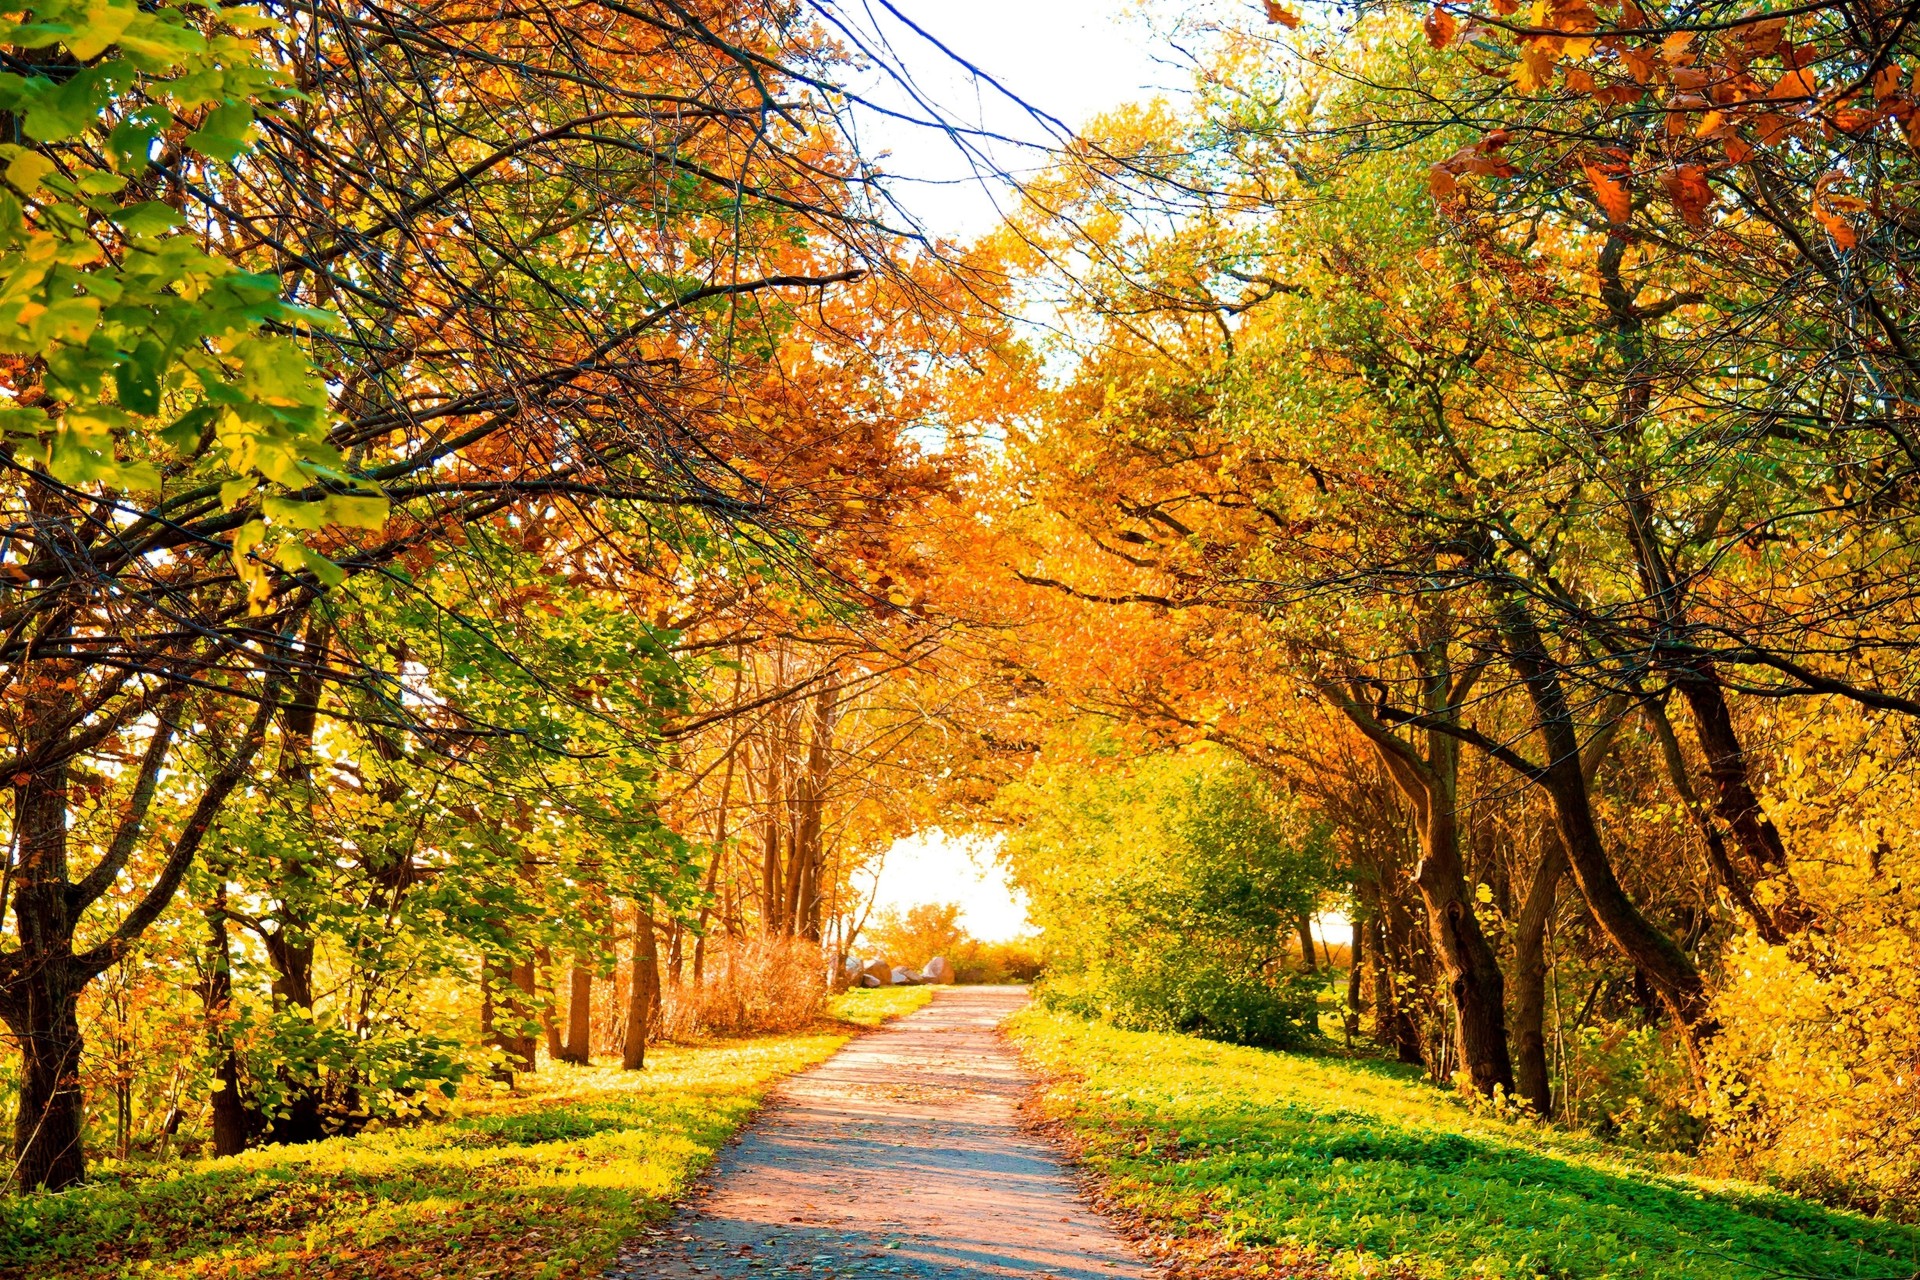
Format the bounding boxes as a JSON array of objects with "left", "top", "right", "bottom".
[{"left": 1705, "top": 700, "right": 1920, "bottom": 1215}]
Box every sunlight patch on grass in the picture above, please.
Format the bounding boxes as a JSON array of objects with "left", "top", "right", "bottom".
[
  {"left": 1011, "top": 1008, "right": 1920, "bottom": 1280},
  {"left": 829, "top": 983, "right": 934, "bottom": 1026}
]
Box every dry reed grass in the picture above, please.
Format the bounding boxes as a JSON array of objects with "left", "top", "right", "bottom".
[{"left": 657, "top": 935, "right": 828, "bottom": 1041}]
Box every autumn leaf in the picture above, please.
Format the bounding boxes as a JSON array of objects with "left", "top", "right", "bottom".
[
  {"left": 1660, "top": 31, "right": 1696, "bottom": 67},
  {"left": 1265, "top": 1, "right": 1302, "bottom": 28},
  {"left": 1513, "top": 42, "right": 1557, "bottom": 92},
  {"left": 1754, "top": 111, "right": 1796, "bottom": 144},
  {"left": 1583, "top": 162, "right": 1631, "bottom": 224},
  {"left": 1424, "top": 6, "right": 1458, "bottom": 49},
  {"left": 1618, "top": 46, "right": 1655, "bottom": 83},
  {"left": 1874, "top": 64, "right": 1902, "bottom": 101},
  {"left": 1735, "top": 16, "right": 1788, "bottom": 57},
  {"left": 1769, "top": 67, "right": 1818, "bottom": 103},
  {"left": 1564, "top": 66, "right": 1596, "bottom": 93},
  {"left": 1661, "top": 164, "right": 1713, "bottom": 226},
  {"left": 1724, "top": 133, "right": 1754, "bottom": 163},
  {"left": 1813, "top": 170, "right": 1865, "bottom": 249}
]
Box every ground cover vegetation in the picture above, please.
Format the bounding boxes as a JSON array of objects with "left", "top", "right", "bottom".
[
  {"left": 1015, "top": 1009, "right": 1920, "bottom": 1280},
  {"left": 8, "top": 0, "right": 1920, "bottom": 1270},
  {"left": 0, "top": 987, "right": 927, "bottom": 1279}
]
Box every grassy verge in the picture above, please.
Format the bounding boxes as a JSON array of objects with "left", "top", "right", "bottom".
[
  {"left": 1011, "top": 1007, "right": 1920, "bottom": 1280},
  {"left": 1, "top": 986, "right": 932, "bottom": 1280}
]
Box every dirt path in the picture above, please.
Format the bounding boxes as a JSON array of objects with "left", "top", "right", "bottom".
[{"left": 605, "top": 986, "right": 1156, "bottom": 1280}]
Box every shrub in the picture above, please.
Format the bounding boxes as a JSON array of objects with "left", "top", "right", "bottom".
[
  {"left": 953, "top": 938, "right": 1045, "bottom": 984},
  {"left": 1041, "top": 961, "right": 1319, "bottom": 1049},
  {"left": 657, "top": 936, "right": 826, "bottom": 1040},
  {"left": 999, "top": 740, "right": 1336, "bottom": 1049}
]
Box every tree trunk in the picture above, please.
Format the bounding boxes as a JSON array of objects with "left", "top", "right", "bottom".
[
  {"left": 1295, "top": 912, "right": 1318, "bottom": 970},
  {"left": 509, "top": 959, "right": 538, "bottom": 1072},
  {"left": 1497, "top": 594, "right": 1714, "bottom": 1074},
  {"left": 1509, "top": 837, "right": 1566, "bottom": 1116},
  {"left": 535, "top": 946, "right": 564, "bottom": 1063},
  {"left": 1344, "top": 918, "right": 1364, "bottom": 1043},
  {"left": 791, "top": 681, "right": 838, "bottom": 942},
  {"left": 1, "top": 755, "right": 89, "bottom": 1190},
  {"left": 1326, "top": 665, "right": 1514, "bottom": 1097},
  {"left": 203, "top": 894, "right": 259, "bottom": 1157},
  {"left": 1412, "top": 797, "right": 1515, "bottom": 1096},
  {"left": 1641, "top": 696, "right": 1782, "bottom": 943},
  {"left": 622, "top": 903, "right": 659, "bottom": 1070},
  {"left": 1369, "top": 909, "right": 1424, "bottom": 1065},
  {"left": 564, "top": 964, "right": 592, "bottom": 1065},
  {"left": 481, "top": 957, "right": 535, "bottom": 1082}
]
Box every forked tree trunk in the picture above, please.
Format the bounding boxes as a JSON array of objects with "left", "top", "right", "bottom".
[
  {"left": 1496, "top": 595, "right": 1714, "bottom": 1078},
  {"left": 1328, "top": 671, "right": 1515, "bottom": 1098}
]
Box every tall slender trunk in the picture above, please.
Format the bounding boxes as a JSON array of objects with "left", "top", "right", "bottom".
[
  {"left": 1344, "top": 918, "right": 1364, "bottom": 1043},
  {"left": 695, "top": 662, "right": 747, "bottom": 981},
  {"left": 1368, "top": 907, "right": 1424, "bottom": 1065},
  {"left": 262, "top": 628, "right": 326, "bottom": 1146},
  {"left": 203, "top": 891, "right": 258, "bottom": 1157},
  {"left": 509, "top": 959, "right": 538, "bottom": 1072},
  {"left": 564, "top": 964, "right": 593, "bottom": 1065},
  {"left": 622, "top": 903, "right": 659, "bottom": 1070},
  {"left": 535, "top": 946, "right": 564, "bottom": 1063},
  {"left": 1509, "top": 837, "right": 1566, "bottom": 1116},
  {"left": 791, "top": 681, "right": 838, "bottom": 942},
  {"left": 760, "top": 739, "right": 786, "bottom": 935},
  {"left": 481, "top": 956, "right": 536, "bottom": 1081}
]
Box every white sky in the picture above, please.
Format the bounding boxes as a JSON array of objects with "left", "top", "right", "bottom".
[
  {"left": 861, "top": 830, "right": 1034, "bottom": 942},
  {"left": 837, "top": 0, "right": 1189, "bottom": 242}
]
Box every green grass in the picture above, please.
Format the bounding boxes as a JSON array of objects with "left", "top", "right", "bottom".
[
  {"left": 1011, "top": 1008, "right": 1920, "bottom": 1280},
  {"left": 1, "top": 987, "right": 931, "bottom": 1280}
]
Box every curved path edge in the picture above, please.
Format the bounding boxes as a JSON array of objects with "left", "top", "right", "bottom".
[{"left": 604, "top": 986, "right": 1158, "bottom": 1280}]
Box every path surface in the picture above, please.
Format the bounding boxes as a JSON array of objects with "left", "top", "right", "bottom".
[{"left": 605, "top": 987, "right": 1157, "bottom": 1280}]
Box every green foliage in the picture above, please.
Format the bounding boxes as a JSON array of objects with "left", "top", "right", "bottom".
[
  {"left": 0, "top": 0, "right": 380, "bottom": 582},
  {"left": 1013, "top": 1009, "right": 1919, "bottom": 1280},
  {"left": 1000, "top": 739, "right": 1334, "bottom": 1048}
]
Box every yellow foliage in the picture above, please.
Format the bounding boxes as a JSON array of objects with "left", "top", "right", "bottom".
[{"left": 1706, "top": 699, "right": 1920, "bottom": 1208}]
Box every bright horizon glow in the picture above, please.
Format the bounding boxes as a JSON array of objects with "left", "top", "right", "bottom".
[{"left": 858, "top": 830, "right": 1033, "bottom": 943}]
